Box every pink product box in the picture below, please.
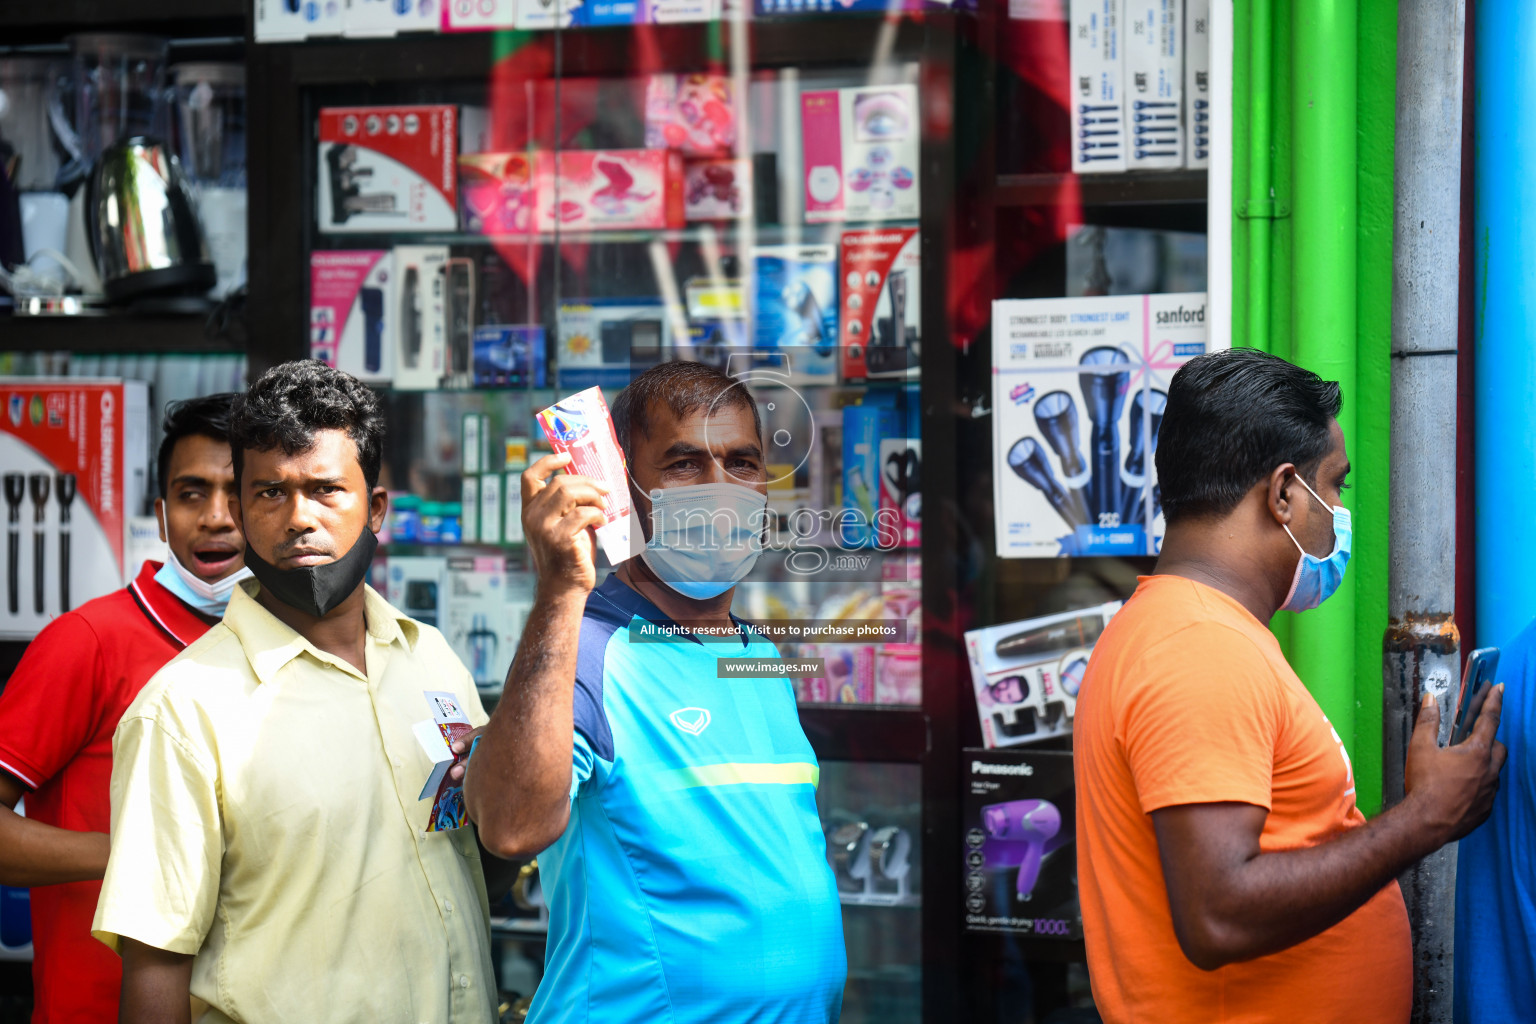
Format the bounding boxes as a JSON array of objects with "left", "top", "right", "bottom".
[
  {"left": 684, "top": 158, "right": 753, "bottom": 221},
  {"left": 459, "top": 152, "right": 535, "bottom": 235},
  {"left": 533, "top": 149, "right": 686, "bottom": 233},
  {"left": 644, "top": 73, "right": 736, "bottom": 157}
]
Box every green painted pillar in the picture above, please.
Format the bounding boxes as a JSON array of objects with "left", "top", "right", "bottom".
[{"left": 1286, "top": 0, "right": 1358, "bottom": 758}]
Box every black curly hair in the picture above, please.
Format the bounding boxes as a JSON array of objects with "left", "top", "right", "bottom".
[
  {"left": 157, "top": 393, "right": 239, "bottom": 498},
  {"left": 229, "top": 360, "right": 385, "bottom": 490}
]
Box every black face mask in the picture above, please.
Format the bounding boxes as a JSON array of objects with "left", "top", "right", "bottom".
[{"left": 244, "top": 525, "right": 378, "bottom": 619}]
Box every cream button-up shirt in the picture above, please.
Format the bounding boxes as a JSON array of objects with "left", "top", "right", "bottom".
[{"left": 92, "top": 580, "right": 496, "bottom": 1024}]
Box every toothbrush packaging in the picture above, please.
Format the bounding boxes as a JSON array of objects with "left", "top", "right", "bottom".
[
  {"left": 801, "top": 84, "right": 921, "bottom": 223},
  {"left": 989, "top": 292, "right": 1211, "bottom": 558},
  {"left": 533, "top": 149, "right": 685, "bottom": 233},
  {"left": 964, "top": 603, "right": 1120, "bottom": 749},
  {"left": 256, "top": 0, "right": 344, "bottom": 41},
  {"left": 838, "top": 227, "right": 920, "bottom": 380},
  {"left": 1069, "top": 0, "right": 1127, "bottom": 173},
  {"left": 310, "top": 250, "right": 397, "bottom": 384},
  {"left": 0, "top": 380, "right": 150, "bottom": 639},
  {"left": 345, "top": 0, "right": 441, "bottom": 36},
  {"left": 751, "top": 245, "right": 840, "bottom": 382},
  {"left": 1185, "top": 0, "right": 1211, "bottom": 168},
  {"left": 1125, "top": 0, "right": 1183, "bottom": 169},
  {"left": 962, "top": 749, "right": 1080, "bottom": 937},
  {"left": 392, "top": 246, "right": 449, "bottom": 391},
  {"left": 316, "top": 105, "right": 458, "bottom": 233}
]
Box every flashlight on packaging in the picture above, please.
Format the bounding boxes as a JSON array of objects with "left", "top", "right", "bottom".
[
  {"left": 994, "top": 615, "right": 1105, "bottom": 661},
  {"left": 1120, "top": 389, "right": 1168, "bottom": 526},
  {"left": 28, "top": 473, "right": 49, "bottom": 616},
  {"left": 3, "top": 474, "right": 23, "bottom": 616},
  {"left": 1007, "top": 438, "right": 1088, "bottom": 528},
  {"left": 1078, "top": 346, "right": 1131, "bottom": 522},
  {"left": 56, "top": 473, "right": 75, "bottom": 612},
  {"left": 361, "top": 286, "right": 385, "bottom": 374}
]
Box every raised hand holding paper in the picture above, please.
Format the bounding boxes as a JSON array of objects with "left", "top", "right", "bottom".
[{"left": 535, "top": 387, "right": 642, "bottom": 565}]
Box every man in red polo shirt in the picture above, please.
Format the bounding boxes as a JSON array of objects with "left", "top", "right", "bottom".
[{"left": 0, "top": 393, "right": 246, "bottom": 1023}]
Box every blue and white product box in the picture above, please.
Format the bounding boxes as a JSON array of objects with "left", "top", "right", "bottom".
[
  {"left": 555, "top": 299, "right": 671, "bottom": 390},
  {"left": 839, "top": 401, "right": 899, "bottom": 549},
  {"left": 444, "top": 556, "right": 521, "bottom": 691},
  {"left": 502, "top": 472, "right": 525, "bottom": 544},
  {"left": 344, "top": 0, "right": 441, "bottom": 36},
  {"left": 1185, "top": 0, "right": 1211, "bottom": 168},
  {"left": 478, "top": 471, "right": 503, "bottom": 545},
  {"left": 751, "top": 245, "right": 840, "bottom": 383},
  {"left": 1070, "top": 0, "right": 1127, "bottom": 173},
  {"left": 990, "top": 292, "right": 1211, "bottom": 558},
  {"left": 393, "top": 246, "right": 449, "bottom": 390},
  {"left": 1125, "top": 0, "right": 1183, "bottom": 169},
  {"left": 255, "top": 0, "right": 344, "bottom": 41},
  {"left": 472, "top": 325, "right": 547, "bottom": 388},
  {"left": 460, "top": 476, "right": 480, "bottom": 544},
  {"left": 383, "top": 556, "right": 449, "bottom": 628},
  {"left": 962, "top": 748, "right": 1082, "bottom": 937}
]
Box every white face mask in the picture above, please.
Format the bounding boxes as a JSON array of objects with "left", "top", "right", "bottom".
[
  {"left": 152, "top": 508, "right": 251, "bottom": 617},
  {"left": 639, "top": 482, "right": 768, "bottom": 601}
]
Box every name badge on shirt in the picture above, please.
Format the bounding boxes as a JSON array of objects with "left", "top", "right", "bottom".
[{"left": 413, "top": 691, "right": 474, "bottom": 832}]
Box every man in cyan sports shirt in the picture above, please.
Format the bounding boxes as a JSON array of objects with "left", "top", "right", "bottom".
[{"left": 466, "top": 361, "right": 846, "bottom": 1024}]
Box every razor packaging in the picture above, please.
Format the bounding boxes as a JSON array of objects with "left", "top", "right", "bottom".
[
  {"left": 392, "top": 246, "right": 450, "bottom": 390},
  {"left": 316, "top": 106, "right": 458, "bottom": 233},
  {"left": 310, "top": 251, "right": 397, "bottom": 384}
]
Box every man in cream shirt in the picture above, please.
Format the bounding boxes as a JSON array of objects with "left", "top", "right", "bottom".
[{"left": 93, "top": 361, "right": 495, "bottom": 1024}]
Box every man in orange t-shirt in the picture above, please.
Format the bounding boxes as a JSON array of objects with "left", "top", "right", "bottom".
[{"left": 1074, "top": 348, "right": 1506, "bottom": 1023}]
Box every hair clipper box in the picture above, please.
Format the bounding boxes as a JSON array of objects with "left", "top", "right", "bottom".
[
  {"left": 310, "top": 251, "right": 396, "bottom": 384},
  {"left": 0, "top": 380, "right": 150, "bottom": 639},
  {"left": 752, "top": 245, "right": 839, "bottom": 383},
  {"left": 839, "top": 227, "right": 920, "bottom": 380},
  {"left": 317, "top": 106, "right": 458, "bottom": 233},
  {"left": 963, "top": 749, "right": 1080, "bottom": 938},
  {"left": 1070, "top": 0, "right": 1127, "bottom": 173},
  {"left": 801, "top": 84, "right": 920, "bottom": 223},
  {"left": 393, "top": 246, "right": 449, "bottom": 390}
]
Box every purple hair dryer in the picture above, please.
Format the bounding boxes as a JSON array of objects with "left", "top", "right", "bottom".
[{"left": 983, "top": 798, "right": 1063, "bottom": 898}]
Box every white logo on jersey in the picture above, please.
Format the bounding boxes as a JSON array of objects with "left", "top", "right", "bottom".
[{"left": 669, "top": 707, "right": 712, "bottom": 735}]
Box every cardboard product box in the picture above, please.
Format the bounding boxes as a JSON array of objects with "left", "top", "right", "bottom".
[
  {"left": 441, "top": 0, "right": 517, "bottom": 30},
  {"left": 1185, "top": 0, "right": 1211, "bottom": 168},
  {"left": 384, "top": 555, "right": 449, "bottom": 628},
  {"left": 645, "top": 74, "right": 736, "bottom": 157},
  {"left": 444, "top": 556, "right": 521, "bottom": 690},
  {"left": 460, "top": 476, "right": 480, "bottom": 544},
  {"left": 684, "top": 159, "right": 754, "bottom": 221},
  {"left": 255, "top": 0, "right": 344, "bottom": 41},
  {"left": 458, "top": 153, "right": 535, "bottom": 236},
  {"left": 310, "top": 251, "right": 396, "bottom": 384},
  {"left": 1070, "top": 0, "right": 1128, "bottom": 173},
  {"left": 317, "top": 106, "right": 458, "bottom": 233},
  {"left": 532, "top": 150, "right": 685, "bottom": 233},
  {"left": 990, "top": 292, "right": 1211, "bottom": 558},
  {"left": 801, "top": 84, "right": 921, "bottom": 223},
  {"left": 0, "top": 381, "right": 150, "bottom": 640},
  {"left": 478, "top": 471, "right": 503, "bottom": 545},
  {"left": 838, "top": 403, "right": 898, "bottom": 550},
  {"left": 345, "top": 0, "right": 441, "bottom": 35},
  {"left": 556, "top": 299, "right": 671, "bottom": 390},
  {"left": 1125, "top": 0, "right": 1183, "bottom": 169},
  {"left": 393, "top": 246, "right": 449, "bottom": 390},
  {"left": 473, "top": 325, "right": 547, "bottom": 388},
  {"left": 877, "top": 438, "right": 920, "bottom": 549},
  {"left": 648, "top": 0, "right": 717, "bottom": 20},
  {"left": 838, "top": 227, "right": 920, "bottom": 380},
  {"left": 757, "top": 0, "right": 962, "bottom": 12},
  {"left": 461, "top": 413, "right": 489, "bottom": 475},
  {"left": 965, "top": 602, "right": 1120, "bottom": 748},
  {"left": 751, "top": 245, "right": 840, "bottom": 383},
  {"left": 962, "top": 749, "right": 1081, "bottom": 938},
  {"left": 502, "top": 471, "right": 525, "bottom": 544}
]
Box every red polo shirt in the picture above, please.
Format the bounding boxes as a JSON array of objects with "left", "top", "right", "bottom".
[{"left": 0, "top": 561, "right": 212, "bottom": 1024}]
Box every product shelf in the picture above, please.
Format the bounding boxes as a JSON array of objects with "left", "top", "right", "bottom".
[
  {"left": 0, "top": 311, "right": 246, "bottom": 354},
  {"left": 309, "top": 221, "right": 922, "bottom": 251},
  {"left": 994, "top": 170, "right": 1208, "bottom": 208}
]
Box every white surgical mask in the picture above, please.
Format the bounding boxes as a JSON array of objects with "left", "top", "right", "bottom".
[
  {"left": 640, "top": 482, "right": 768, "bottom": 601},
  {"left": 153, "top": 509, "right": 251, "bottom": 617}
]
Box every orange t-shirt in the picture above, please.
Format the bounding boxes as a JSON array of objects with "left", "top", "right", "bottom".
[{"left": 1073, "top": 575, "right": 1411, "bottom": 1024}]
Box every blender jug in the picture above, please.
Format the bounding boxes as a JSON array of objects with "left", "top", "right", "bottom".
[
  {"left": 0, "top": 58, "right": 71, "bottom": 274},
  {"left": 173, "top": 63, "right": 246, "bottom": 297},
  {"left": 66, "top": 34, "right": 169, "bottom": 166}
]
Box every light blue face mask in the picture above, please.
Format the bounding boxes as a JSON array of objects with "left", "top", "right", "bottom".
[
  {"left": 639, "top": 482, "right": 769, "bottom": 601},
  {"left": 1280, "top": 474, "right": 1352, "bottom": 613}
]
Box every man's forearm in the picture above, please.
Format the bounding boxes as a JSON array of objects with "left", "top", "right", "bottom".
[
  {"left": 1174, "top": 798, "right": 1435, "bottom": 967},
  {"left": 0, "top": 805, "right": 110, "bottom": 886},
  {"left": 119, "top": 939, "right": 194, "bottom": 1024},
  {"left": 465, "top": 584, "right": 587, "bottom": 856}
]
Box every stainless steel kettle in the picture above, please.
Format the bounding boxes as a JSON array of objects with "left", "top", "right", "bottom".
[{"left": 86, "top": 135, "right": 214, "bottom": 302}]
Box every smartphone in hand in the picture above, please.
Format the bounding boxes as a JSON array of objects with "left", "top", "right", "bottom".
[{"left": 1451, "top": 647, "right": 1500, "bottom": 746}]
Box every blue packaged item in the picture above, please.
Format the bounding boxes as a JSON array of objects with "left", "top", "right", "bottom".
[
  {"left": 752, "top": 245, "right": 839, "bottom": 382},
  {"left": 472, "top": 325, "right": 547, "bottom": 388},
  {"left": 0, "top": 885, "right": 30, "bottom": 953},
  {"left": 840, "top": 401, "right": 899, "bottom": 548}
]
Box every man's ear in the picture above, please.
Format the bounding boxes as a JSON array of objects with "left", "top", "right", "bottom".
[
  {"left": 1266, "top": 463, "right": 1299, "bottom": 526},
  {"left": 369, "top": 486, "right": 390, "bottom": 534},
  {"left": 630, "top": 479, "right": 653, "bottom": 542}
]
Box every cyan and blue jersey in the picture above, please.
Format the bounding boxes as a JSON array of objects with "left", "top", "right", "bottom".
[{"left": 527, "top": 575, "right": 847, "bottom": 1024}]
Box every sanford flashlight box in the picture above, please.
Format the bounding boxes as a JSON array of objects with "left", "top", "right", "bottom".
[
  {"left": 989, "top": 292, "right": 1211, "bottom": 558},
  {"left": 0, "top": 380, "right": 150, "bottom": 640},
  {"left": 801, "top": 84, "right": 921, "bottom": 223},
  {"left": 963, "top": 749, "right": 1080, "bottom": 939},
  {"left": 317, "top": 105, "right": 458, "bottom": 234},
  {"left": 310, "top": 251, "right": 396, "bottom": 384}
]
